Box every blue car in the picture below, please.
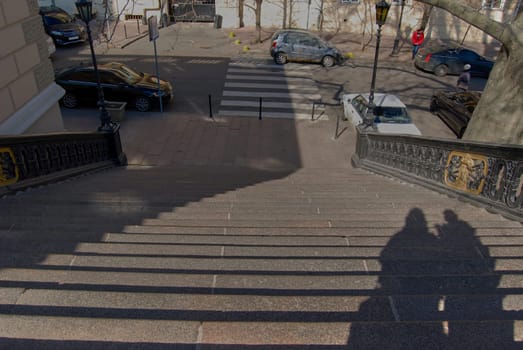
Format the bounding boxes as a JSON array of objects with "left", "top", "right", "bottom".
[
  {"left": 39, "top": 6, "right": 86, "bottom": 46},
  {"left": 270, "top": 29, "right": 345, "bottom": 68},
  {"left": 414, "top": 45, "right": 494, "bottom": 77}
]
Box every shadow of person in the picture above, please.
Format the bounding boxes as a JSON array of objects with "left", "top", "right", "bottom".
[
  {"left": 347, "top": 208, "right": 446, "bottom": 350},
  {"left": 346, "top": 208, "right": 516, "bottom": 350},
  {"left": 435, "top": 210, "right": 514, "bottom": 349}
]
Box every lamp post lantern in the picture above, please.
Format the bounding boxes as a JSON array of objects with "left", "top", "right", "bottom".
[
  {"left": 365, "top": 0, "right": 390, "bottom": 128},
  {"left": 75, "top": 0, "right": 113, "bottom": 132}
]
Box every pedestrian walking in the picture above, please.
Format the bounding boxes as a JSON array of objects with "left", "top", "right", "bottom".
[
  {"left": 411, "top": 28, "right": 425, "bottom": 59},
  {"left": 457, "top": 64, "right": 471, "bottom": 91}
]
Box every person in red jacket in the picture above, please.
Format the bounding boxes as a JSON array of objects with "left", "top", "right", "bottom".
[{"left": 411, "top": 28, "right": 425, "bottom": 59}]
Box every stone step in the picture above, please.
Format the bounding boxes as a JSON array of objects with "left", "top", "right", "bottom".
[
  {"left": 3, "top": 252, "right": 523, "bottom": 274},
  {"left": 119, "top": 225, "right": 523, "bottom": 236},
  {"left": 1, "top": 219, "right": 519, "bottom": 234},
  {"left": 1, "top": 210, "right": 508, "bottom": 225},
  {"left": 1, "top": 267, "right": 522, "bottom": 295},
  {"left": 3, "top": 288, "right": 522, "bottom": 323},
  {"left": 0, "top": 318, "right": 519, "bottom": 349}
]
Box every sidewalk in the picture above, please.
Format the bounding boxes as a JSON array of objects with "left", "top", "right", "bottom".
[{"left": 94, "top": 21, "right": 500, "bottom": 63}]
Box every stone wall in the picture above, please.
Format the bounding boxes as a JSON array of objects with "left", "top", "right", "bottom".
[{"left": 0, "top": 0, "right": 64, "bottom": 135}]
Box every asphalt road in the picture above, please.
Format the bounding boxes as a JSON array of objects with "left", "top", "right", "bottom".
[{"left": 51, "top": 43, "right": 488, "bottom": 139}]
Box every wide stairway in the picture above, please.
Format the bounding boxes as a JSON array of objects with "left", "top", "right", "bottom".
[{"left": 1, "top": 117, "right": 522, "bottom": 349}]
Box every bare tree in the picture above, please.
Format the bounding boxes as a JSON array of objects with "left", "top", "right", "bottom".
[
  {"left": 419, "top": 3, "right": 433, "bottom": 29},
  {"left": 415, "top": 0, "right": 523, "bottom": 144},
  {"left": 245, "top": 0, "right": 264, "bottom": 42},
  {"left": 283, "top": 0, "right": 288, "bottom": 28},
  {"left": 239, "top": 0, "right": 245, "bottom": 27}
]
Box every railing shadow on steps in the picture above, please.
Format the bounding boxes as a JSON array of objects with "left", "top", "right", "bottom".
[
  {"left": 352, "top": 126, "right": 523, "bottom": 222},
  {"left": 0, "top": 126, "right": 127, "bottom": 196}
]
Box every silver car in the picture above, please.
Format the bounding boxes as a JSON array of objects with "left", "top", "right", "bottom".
[{"left": 269, "top": 29, "right": 345, "bottom": 67}]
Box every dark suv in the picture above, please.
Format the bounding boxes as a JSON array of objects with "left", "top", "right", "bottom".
[
  {"left": 55, "top": 62, "right": 174, "bottom": 112},
  {"left": 39, "top": 6, "right": 86, "bottom": 46},
  {"left": 270, "top": 29, "right": 345, "bottom": 67}
]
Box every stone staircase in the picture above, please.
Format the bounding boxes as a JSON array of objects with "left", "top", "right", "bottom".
[{"left": 1, "top": 161, "right": 522, "bottom": 349}]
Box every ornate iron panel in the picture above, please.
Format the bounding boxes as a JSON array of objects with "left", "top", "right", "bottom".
[
  {"left": 0, "top": 128, "right": 126, "bottom": 191},
  {"left": 353, "top": 128, "right": 523, "bottom": 220}
]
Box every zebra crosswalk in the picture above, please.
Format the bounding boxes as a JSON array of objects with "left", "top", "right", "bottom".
[{"left": 219, "top": 59, "right": 325, "bottom": 120}]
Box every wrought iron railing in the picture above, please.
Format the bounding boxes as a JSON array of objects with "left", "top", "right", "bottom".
[
  {"left": 1, "top": 127, "right": 126, "bottom": 195},
  {"left": 352, "top": 127, "right": 523, "bottom": 221}
]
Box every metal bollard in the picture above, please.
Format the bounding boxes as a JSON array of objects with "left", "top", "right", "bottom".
[
  {"left": 209, "top": 94, "right": 213, "bottom": 119},
  {"left": 259, "top": 97, "right": 262, "bottom": 120}
]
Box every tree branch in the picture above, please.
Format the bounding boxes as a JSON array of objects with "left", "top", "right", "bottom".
[{"left": 415, "top": 0, "right": 508, "bottom": 44}]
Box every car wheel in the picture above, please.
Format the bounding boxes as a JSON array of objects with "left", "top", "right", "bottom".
[
  {"left": 135, "top": 96, "right": 151, "bottom": 112},
  {"left": 434, "top": 64, "right": 449, "bottom": 77},
  {"left": 322, "top": 55, "right": 335, "bottom": 68},
  {"left": 274, "top": 52, "right": 288, "bottom": 65},
  {"left": 61, "top": 92, "right": 78, "bottom": 108}
]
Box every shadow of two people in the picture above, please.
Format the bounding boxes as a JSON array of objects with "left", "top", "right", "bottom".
[{"left": 347, "top": 208, "right": 517, "bottom": 350}]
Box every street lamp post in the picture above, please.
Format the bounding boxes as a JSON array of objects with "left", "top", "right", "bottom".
[
  {"left": 365, "top": 0, "right": 390, "bottom": 128},
  {"left": 75, "top": 0, "right": 113, "bottom": 132},
  {"left": 390, "top": 0, "right": 405, "bottom": 57}
]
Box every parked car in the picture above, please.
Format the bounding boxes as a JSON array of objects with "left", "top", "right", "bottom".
[
  {"left": 55, "top": 62, "right": 174, "bottom": 112},
  {"left": 414, "top": 45, "right": 494, "bottom": 77},
  {"left": 342, "top": 93, "right": 421, "bottom": 135},
  {"left": 270, "top": 29, "right": 345, "bottom": 67},
  {"left": 429, "top": 90, "right": 481, "bottom": 138},
  {"left": 39, "top": 6, "right": 86, "bottom": 46}
]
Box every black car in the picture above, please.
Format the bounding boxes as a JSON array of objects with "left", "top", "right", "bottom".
[
  {"left": 39, "top": 6, "right": 86, "bottom": 46},
  {"left": 415, "top": 45, "right": 494, "bottom": 77},
  {"left": 429, "top": 90, "right": 481, "bottom": 138},
  {"left": 55, "top": 62, "right": 174, "bottom": 112},
  {"left": 270, "top": 29, "right": 345, "bottom": 67}
]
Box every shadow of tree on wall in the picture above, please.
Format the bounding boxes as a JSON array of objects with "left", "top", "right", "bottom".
[{"left": 347, "top": 208, "right": 518, "bottom": 350}]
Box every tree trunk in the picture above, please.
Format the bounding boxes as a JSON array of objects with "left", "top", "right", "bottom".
[
  {"left": 282, "top": 0, "right": 287, "bottom": 28},
  {"left": 288, "top": 0, "right": 293, "bottom": 28},
  {"left": 419, "top": 4, "right": 433, "bottom": 29},
  {"left": 239, "top": 0, "right": 244, "bottom": 28},
  {"left": 415, "top": 0, "right": 523, "bottom": 144},
  {"left": 256, "top": 0, "right": 263, "bottom": 43}
]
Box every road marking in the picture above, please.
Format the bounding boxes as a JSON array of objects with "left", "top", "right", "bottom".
[
  {"left": 223, "top": 90, "right": 321, "bottom": 100},
  {"left": 228, "top": 68, "right": 313, "bottom": 77},
  {"left": 226, "top": 74, "right": 315, "bottom": 83},
  {"left": 220, "top": 59, "right": 326, "bottom": 120},
  {"left": 221, "top": 100, "right": 324, "bottom": 110},
  {"left": 225, "top": 82, "right": 318, "bottom": 91},
  {"left": 218, "top": 110, "right": 312, "bottom": 120},
  {"left": 388, "top": 296, "right": 401, "bottom": 321}
]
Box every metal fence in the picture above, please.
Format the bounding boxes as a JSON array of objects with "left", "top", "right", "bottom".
[
  {"left": 352, "top": 127, "right": 523, "bottom": 221},
  {"left": 1, "top": 127, "right": 126, "bottom": 195},
  {"left": 170, "top": 0, "right": 216, "bottom": 22}
]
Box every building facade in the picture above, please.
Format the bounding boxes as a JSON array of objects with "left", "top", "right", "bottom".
[{"left": 0, "top": 0, "right": 64, "bottom": 135}]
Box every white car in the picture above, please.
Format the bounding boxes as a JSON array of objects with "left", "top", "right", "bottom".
[{"left": 342, "top": 93, "right": 421, "bottom": 135}]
